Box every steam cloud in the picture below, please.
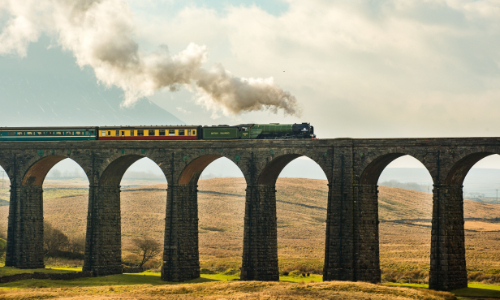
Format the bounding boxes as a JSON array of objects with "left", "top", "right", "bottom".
[{"left": 0, "top": 0, "right": 300, "bottom": 116}]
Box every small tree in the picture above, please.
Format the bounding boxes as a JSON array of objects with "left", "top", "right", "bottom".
[
  {"left": 131, "top": 236, "right": 161, "bottom": 268},
  {"left": 44, "top": 222, "right": 70, "bottom": 257},
  {"left": 69, "top": 236, "right": 86, "bottom": 255}
]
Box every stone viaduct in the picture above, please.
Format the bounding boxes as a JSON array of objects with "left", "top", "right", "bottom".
[{"left": 0, "top": 137, "right": 496, "bottom": 291}]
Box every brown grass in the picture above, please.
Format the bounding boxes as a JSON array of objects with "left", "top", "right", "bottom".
[
  {"left": 1, "top": 178, "right": 500, "bottom": 282},
  {"left": 0, "top": 281, "right": 456, "bottom": 300}
]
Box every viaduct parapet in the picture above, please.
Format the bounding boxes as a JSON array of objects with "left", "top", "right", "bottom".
[{"left": 1, "top": 137, "right": 496, "bottom": 291}]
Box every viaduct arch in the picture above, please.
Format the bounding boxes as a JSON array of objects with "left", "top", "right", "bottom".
[
  {"left": 357, "top": 153, "right": 434, "bottom": 284},
  {"left": 163, "top": 154, "right": 245, "bottom": 281},
  {"left": 1, "top": 138, "right": 498, "bottom": 291},
  {"left": 5, "top": 155, "right": 91, "bottom": 269}
]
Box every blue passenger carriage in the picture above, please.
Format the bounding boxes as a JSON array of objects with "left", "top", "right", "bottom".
[{"left": 0, "top": 127, "right": 97, "bottom": 141}]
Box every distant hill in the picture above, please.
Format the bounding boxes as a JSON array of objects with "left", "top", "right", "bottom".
[
  {"left": 380, "top": 168, "right": 500, "bottom": 199},
  {"left": 0, "top": 36, "right": 183, "bottom": 127}
]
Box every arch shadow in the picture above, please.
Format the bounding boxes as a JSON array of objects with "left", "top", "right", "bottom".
[
  {"left": 22, "top": 156, "right": 89, "bottom": 186},
  {"left": 259, "top": 154, "right": 302, "bottom": 185},
  {"left": 178, "top": 155, "right": 244, "bottom": 185},
  {"left": 100, "top": 155, "right": 147, "bottom": 186},
  {"left": 258, "top": 154, "right": 328, "bottom": 186},
  {"left": 445, "top": 152, "right": 494, "bottom": 185},
  {"left": 360, "top": 153, "right": 410, "bottom": 185}
]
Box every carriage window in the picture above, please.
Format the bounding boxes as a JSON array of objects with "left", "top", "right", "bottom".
[
  {"left": 56, "top": 132, "right": 62, "bottom": 135},
  {"left": 66, "top": 132, "right": 73, "bottom": 135},
  {"left": 8, "top": 132, "right": 15, "bottom": 136},
  {"left": 36, "top": 132, "right": 44, "bottom": 136},
  {"left": 149, "top": 130, "right": 155, "bottom": 136},
  {"left": 169, "top": 129, "right": 175, "bottom": 136},
  {"left": 138, "top": 130, "right": 144, "bottom": 136},
  {"left": 178, "top": 129, "right": 185, "bottom": 136},
  {"left": 107, "top": 131, "right": 111, "bottom": 136},
  {"left": 130, "top": 130, "right": 134, "bottom": 136},
  {"left": 121, "top": 131, "right": 125, "bottom": 136},
  {"left": 116, "top": 130, "right": 120, "bottom": 136},
  {"left": 192, "top": 130, "right": 196, "bottom": 135},
  {"left": 75, "top": 131, "right": 81, "bottom": 136},
  {"left": 26, "top": 132, "right": 34, "bottom": 136},
  {"left": 47, "top": 132, "right": 54, "bottom": 136},
  {"left": 102, "top": 131, "right": 106, "bottom": 136},
  {"left": 17, "top": 132, "right": 24, "bottom": 136},
  {"left": 159, "top": 130, "right": 165, "bottom": 136}
]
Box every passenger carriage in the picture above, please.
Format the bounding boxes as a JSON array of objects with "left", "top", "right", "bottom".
[
  {"left": 98, "top": 126, "right": 202, "bottom": 140},
  {"left": 0, "top": 127, "right": 97, "bottom": 141}
]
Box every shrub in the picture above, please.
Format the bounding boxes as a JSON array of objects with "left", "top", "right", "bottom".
[
  {"left": 69, "top": 236, "right": 85, "bottom": 255},
  {"left": 44, "top": 222, "right": 70, "bottom": 257},
  {"left": 123, "top": 253, "right": 142, "bottom": 266},
  {"left": 381, "top": 268, "right": 428, "bottom": 284},
  {"left": 281, "top": 264, "right": 322, "bottom": 275},
  {"left": 468, "top": 272, "right": 500, "bottom": 284}
]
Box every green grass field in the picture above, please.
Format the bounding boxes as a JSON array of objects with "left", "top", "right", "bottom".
[
  {"left": 3, "top": 267, "right": 496, "bottom": 299},
  {"left": 0, "top": 267, "right": 322, "bottom": 289},
  {"left": 0, "top": 266, "right": 79, "bottom": 277},
  {"left": 1, "top": 266, "right": 495, "bottom": 299}
]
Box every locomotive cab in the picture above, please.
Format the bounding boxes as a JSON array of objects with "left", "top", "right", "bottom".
[{"left": 292, "top": 122, "right": 314, "bottom": 138}]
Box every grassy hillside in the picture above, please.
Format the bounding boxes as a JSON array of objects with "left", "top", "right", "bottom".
[
  {"left": 0, "top": 177, "right": 500, "bottom": 278},
  {"left": 0, "top": 279, "right": 456, "bottom": 300}
]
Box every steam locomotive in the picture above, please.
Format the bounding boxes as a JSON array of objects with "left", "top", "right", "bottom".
[{"left": 0, "top": 123, "right": 315, "bottom": 141}]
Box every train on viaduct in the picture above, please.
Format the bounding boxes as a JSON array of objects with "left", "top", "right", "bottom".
[{"left": 0, "top": 137, "right": 495, "bottom": 291}]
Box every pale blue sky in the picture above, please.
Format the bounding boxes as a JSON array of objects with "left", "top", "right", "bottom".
[
  {"left": 3, "top": 0, "right": 500, "bottom": 138},
  {"left": 127, "top": 0, "right": 289, "bottom": 16}
]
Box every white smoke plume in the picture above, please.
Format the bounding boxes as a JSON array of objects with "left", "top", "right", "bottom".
[{"left": 0, "top": 0, "right": 300, "bottom": 116}]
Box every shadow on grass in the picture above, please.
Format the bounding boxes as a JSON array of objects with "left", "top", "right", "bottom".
[
  {"left": 384, "top": 282, "right": 500, "bottom": 298},
  {"left": 0, "top": 266, "right": 78, "bottom": 277},
  {"left": 0, "top": 272, "right": 222, "bottom": 289},
  {"left": 279, "top": 275, "right": 323, "bottom": 283},
  {"left": 453, "top": 285, "right": 500, "bottom": 298}
]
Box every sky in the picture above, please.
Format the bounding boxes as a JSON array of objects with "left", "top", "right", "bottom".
[
  {"left": 1, "top": 0, "right": 500, "bottom": 171},
  {"left": 125, "top": 0, "right": 500, "bottom": 139}
]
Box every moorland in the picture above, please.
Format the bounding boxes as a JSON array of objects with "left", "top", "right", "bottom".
[{"left": 0, "top": 177, "right": 500, "bottom": 299}]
